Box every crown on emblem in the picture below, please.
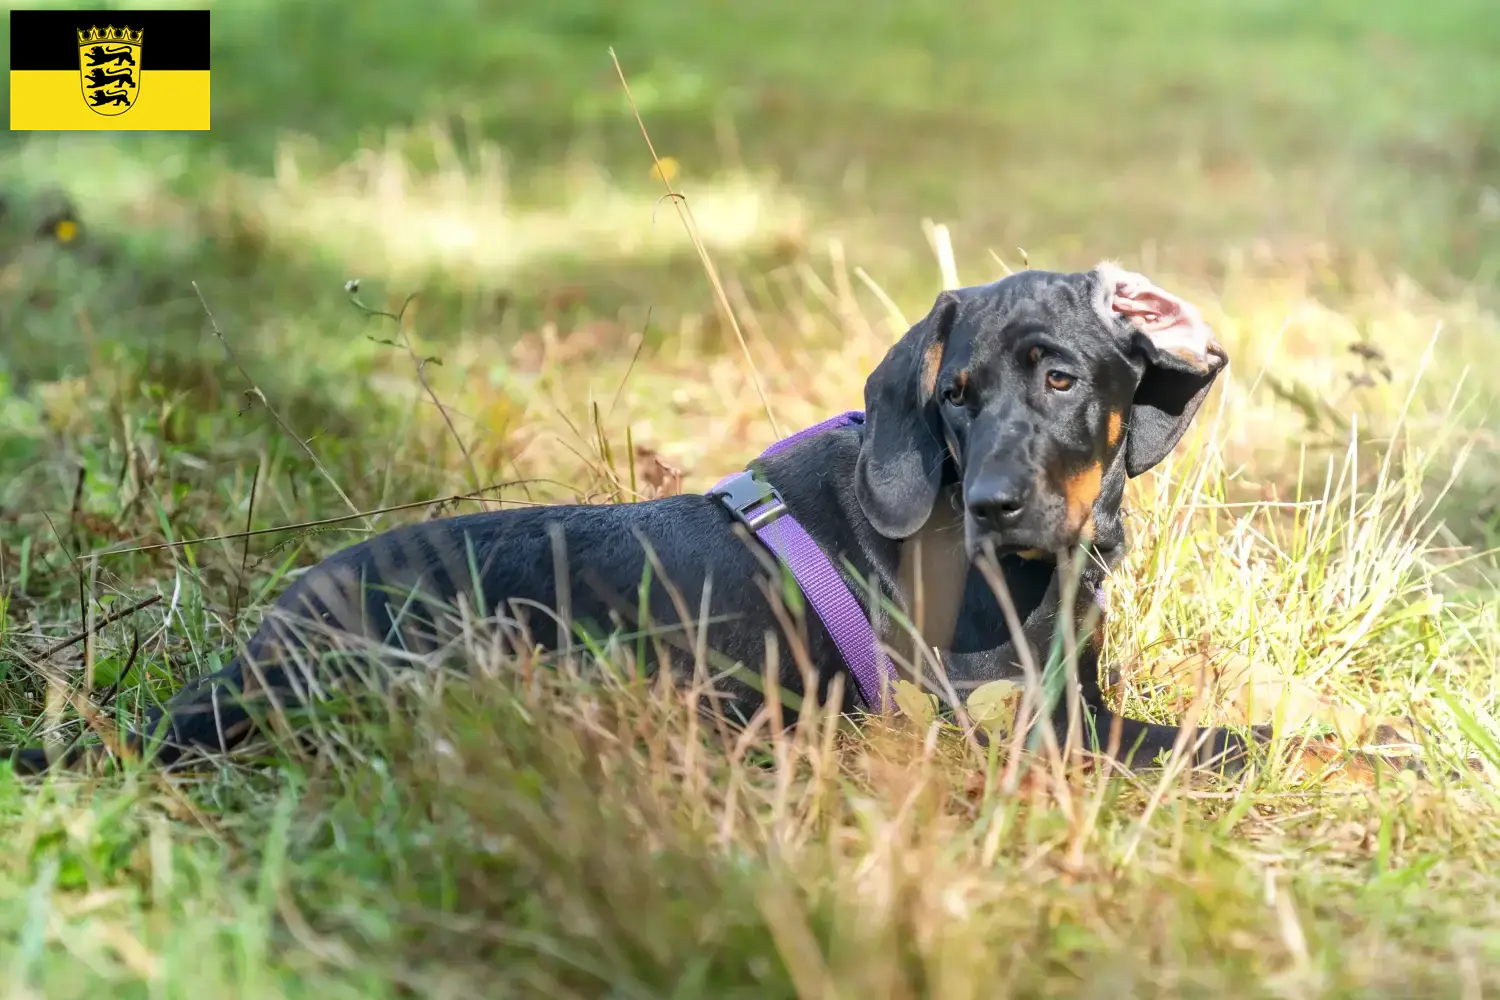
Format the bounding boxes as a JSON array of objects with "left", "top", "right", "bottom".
[{"left": 76, "top": 24, "right": 144, "bottom": 45}]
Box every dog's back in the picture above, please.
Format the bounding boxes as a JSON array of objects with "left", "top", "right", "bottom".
[{"left": 13, "top": 490, "right": 862, "bottom": 772}]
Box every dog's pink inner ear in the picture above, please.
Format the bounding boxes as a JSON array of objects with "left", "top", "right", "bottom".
[{"left": 1097, "top": 264, "right": 1222, "bottom": 373}]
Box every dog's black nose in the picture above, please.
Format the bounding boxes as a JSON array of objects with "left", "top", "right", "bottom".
[{"left": 970, "top": 484, "right": 1028, "bottom": 532}]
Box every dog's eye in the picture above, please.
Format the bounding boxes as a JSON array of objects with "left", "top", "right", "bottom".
[
  {"left": 942, "top": 384, "right": 965, "bottom": 406},
  {"left": 1046, "top": 371, "right": 1075, "bottom": 392}
]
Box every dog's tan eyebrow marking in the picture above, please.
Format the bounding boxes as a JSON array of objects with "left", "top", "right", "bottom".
[
  {"left": 921, "top": 339, "right": 945, "bottom": 396},
  {"left": 1107, "top": 411, "right": 1124, "bottom": 449}
]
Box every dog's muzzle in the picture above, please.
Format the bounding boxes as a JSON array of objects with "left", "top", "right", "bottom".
[{"left": 963, "top": 467, "right": 1045, "bottom": 554}]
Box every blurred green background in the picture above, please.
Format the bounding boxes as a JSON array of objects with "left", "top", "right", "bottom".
[
  {"left": 2, "top": 0, "right": 1498, "bottom": 528},
  {"left": 5, "top": 0, "right": 1500, "bottom": 328}
]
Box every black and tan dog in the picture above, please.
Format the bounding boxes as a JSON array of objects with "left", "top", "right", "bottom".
[{"left": 11, "top": 263, "right": 1265, "bottom": 774}]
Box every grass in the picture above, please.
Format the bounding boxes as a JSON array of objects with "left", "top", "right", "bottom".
[{"left": 2, "top": 0, "right": 1500, "bottom": 995}]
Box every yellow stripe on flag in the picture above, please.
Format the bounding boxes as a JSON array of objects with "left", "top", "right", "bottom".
[{"left": 10, "top": 70, "right": 210, "bottom": 130}]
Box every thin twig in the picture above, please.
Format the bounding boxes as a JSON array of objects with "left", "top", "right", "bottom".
[
  {"left": 90, "top": 625, "right": 143, "bottom": 708},
  {"left": 230, "top": 459, "right": 261, "bottom": 626},
  {"left": 88, "top": 484, "right": 546, "bottom": 559},
  {"left": 41, "top": 509, "right": 93, "bottom": 644},
  {"left": 609, "top": 48, "right": 782, "bottom": 439},
  {"left": 348, "top": 288, "right": 483, "bottom": 497},
  {"left": 606, "top": 307, "right": 652, "bottom": 420},
  {"left": 193, "top": 281, "right": 371, "bottom": 529},
  {"left": 923, "top": 219, "right": 960, "bottom": 290},
  {"left": 67, "top": 464, "right": 86, "bottom": 558},
  {"left": 39, "top": 594, "right": 162, "bottom": 659},
  {"left": 852, "top": 266, "right": 909, "bottom": 331}
]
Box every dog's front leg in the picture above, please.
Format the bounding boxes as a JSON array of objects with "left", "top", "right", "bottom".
[{"left": 1046, "top": 643, "right": 1269, "bottom": 772}]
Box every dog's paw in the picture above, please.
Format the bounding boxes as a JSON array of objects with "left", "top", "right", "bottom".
[
  {"left": 1193, "top": 725, "right": 1271, "bottom": 775},
  {"left": 1283, "top": 740, "right": 1423, "bottom": 787}
]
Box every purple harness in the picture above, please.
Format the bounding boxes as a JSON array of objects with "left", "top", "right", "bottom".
[
  {"left": 707, "top": 411, "right": 898, "bottom": 710},
  {"left": 707, "top": 412, "right": 1113, "bottom": 714}
]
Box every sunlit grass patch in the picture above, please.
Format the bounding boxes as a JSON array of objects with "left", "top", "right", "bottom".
[
  {"left": 1107, "top": 413, "right": 1493, "bottom": 762},
  {"left": 223, "top": 125, "right": 806, "bottom": 288}
]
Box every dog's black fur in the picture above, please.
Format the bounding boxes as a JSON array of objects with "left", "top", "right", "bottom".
[{"left": 11, "top": 266, "right": 1264, "bottom": 774}]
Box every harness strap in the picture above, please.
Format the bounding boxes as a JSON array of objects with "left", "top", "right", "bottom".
[{"left": 707, "top": 411, "right": 897, "bottom": 710}]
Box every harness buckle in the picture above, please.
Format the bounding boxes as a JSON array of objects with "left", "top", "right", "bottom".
[{"left": 708, "top": 470, "right": 788, "bottom": 531}]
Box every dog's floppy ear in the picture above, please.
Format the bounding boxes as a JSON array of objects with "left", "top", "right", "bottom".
[
  {"left": 1093, "top": 262, "right": 1229, "bottom": 478},
  {"left": 855, "top": 291, "right": 959, "bottom": 538}
]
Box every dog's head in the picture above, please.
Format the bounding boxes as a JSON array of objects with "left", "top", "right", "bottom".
[{"left": 855, "top": 263, "right": 1227, "bottom": 557}]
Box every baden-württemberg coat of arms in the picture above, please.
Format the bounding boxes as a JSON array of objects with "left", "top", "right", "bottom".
[{"left": 77, "top": 24, "right": 143, "bottom": 116}]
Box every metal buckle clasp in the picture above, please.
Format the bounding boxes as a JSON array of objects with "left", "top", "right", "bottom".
[{"left": 708, "top": 470, "right": 788, "bottom": 531}]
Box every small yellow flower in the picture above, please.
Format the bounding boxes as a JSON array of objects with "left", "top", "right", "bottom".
[
  {"left": 650, "top": 156, "right": 680, "bottom": 184},
  {"left": 53, "top": 219, "right": 78, "bottom": 243}
]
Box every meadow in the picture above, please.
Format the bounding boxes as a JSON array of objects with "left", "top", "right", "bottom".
[{"left": 1, "top": 0, "right": 1499, "bottom": 995}]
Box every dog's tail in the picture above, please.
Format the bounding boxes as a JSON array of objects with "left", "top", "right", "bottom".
[
  {"left": 6, "top": 658, "right": 262, "bottom": 776},
  {"left": 6, "top": 717, "right": 176, "bottom": 775},
  {"left": 9, "top": 739, "right": 141, "bottom": 775}
]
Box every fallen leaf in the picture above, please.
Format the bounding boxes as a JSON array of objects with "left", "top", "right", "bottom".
[
  {"left": 892, "top": 679, "right": 938, "bottom": 730},
  {"left": 633, "top": 445, "right": 683, "bottom": 499},
  {"left": 967, "top": 678, "right": 1023, "bottom": 742}
]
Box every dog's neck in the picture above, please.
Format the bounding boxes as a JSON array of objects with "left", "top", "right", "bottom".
[
  {"left": 893, "top": 486, "right": 1123, "bottom": 666},
  {"left": 895, "top": 485, "right": 970, "bottom": 661}
]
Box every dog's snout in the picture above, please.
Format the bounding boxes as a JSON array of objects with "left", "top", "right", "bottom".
[{"left": 969, "top": 477, "right": 1030, "bottom": 531}]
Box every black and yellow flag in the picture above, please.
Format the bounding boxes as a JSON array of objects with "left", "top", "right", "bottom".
[{"left": 10, "top": 8, "right": 209, "bottom": 130}]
